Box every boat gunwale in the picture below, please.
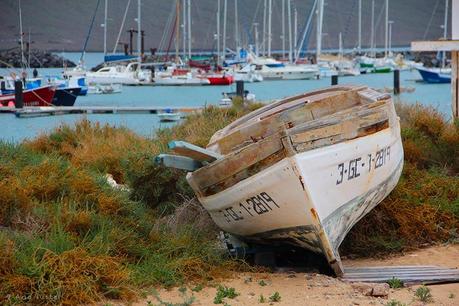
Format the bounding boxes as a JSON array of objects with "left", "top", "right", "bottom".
[{"left": 189, "top": 94, "right": 393, "bottom": 198}]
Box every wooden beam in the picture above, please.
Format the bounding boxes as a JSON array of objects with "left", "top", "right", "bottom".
[
  {"left": 155, "top": 154, "right": 203, "bottom": 171},
  {"left": 189, "top": 134, "right": 284, "bottom": 190},
  {"left": 168, "top": 141, "right": 222, "bottom": 162},
  {"left": 411, "top": 40, "right": 459, "bottom": 52},
  {"left": 453, "top": 0, "right": 459, "bottom": 39}
]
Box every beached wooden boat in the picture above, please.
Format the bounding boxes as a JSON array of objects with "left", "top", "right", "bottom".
[{"left": 157, "top": 85, "right": 404, "bottom": 276}]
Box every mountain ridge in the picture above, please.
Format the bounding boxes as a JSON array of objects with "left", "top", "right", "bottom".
[{"left": 0, "top": 0, "right": 449, "bottom": 53}]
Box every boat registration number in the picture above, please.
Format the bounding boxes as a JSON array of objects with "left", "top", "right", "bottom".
[
  {"left": 336, "top": 146, "right": 391, "bottom": 185},
  {"left": 219, "top": 192, "right": 280, "bottom": 223}
]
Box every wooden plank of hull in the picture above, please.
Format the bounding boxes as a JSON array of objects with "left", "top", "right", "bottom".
[
  {"left": 215, "top": 85, "right": 365, "bottom": 136},
  {"left": 188, "top": 133, "right": 285, "bottom": 193},
  {"left": 155, "top": 154, "right": 203, "bottom": 171},
  {"left": 168, "top": 140, "right": 222, "bottom": 162},
  {"left": 208, "top": 86, "right": 368, "bottom": 154},
  {"left": 191, "top": 99, "right": 391, "bottom": 197}
]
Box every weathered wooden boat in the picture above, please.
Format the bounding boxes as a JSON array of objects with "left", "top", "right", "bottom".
[{"left": 157, "top": 85, "right": 404, "bottom": 276}]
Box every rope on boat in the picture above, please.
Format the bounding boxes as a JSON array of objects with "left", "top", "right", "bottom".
[{"left": 30, "top": 87, "right": 54, "bottom": 106}]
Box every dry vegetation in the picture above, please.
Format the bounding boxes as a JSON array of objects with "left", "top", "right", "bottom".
[
  {"left": 340, "top": 103, "right": 459, "bottom": 256},
  {"left": 0, "top": 101, "right": 457, "bottom": 304}
]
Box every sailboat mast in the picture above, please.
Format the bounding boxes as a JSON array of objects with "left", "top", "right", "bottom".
[
  {"left": 18, "top": 0, "right": 25, "bottom": 69},
  {"left": 294, "top": 8, "right": 297, "bottom": 61},
  {"left": 217, "top": 0, "right": 220, "bottom": 63},
  {"left": 182, "top": 0, "right": 186, "bottom": 56},
  {"left": 104, "top": 0, "right": 108, "bottom": 56},
  {"left": 339, "top": 32, "right": 343, "bottom": 61},
  {"left": 137, "top": 0, "right": 142, "bottom": 62},
  {"left": 268, "top": 0, "right": 272, "bottom": 56},
  {"left": 262, "top": 0, "right": 267, "bottom": 56},
  {"left": 384, "top": 0, "right": 389, "bottom": 58},
  {"left": 223, "top": 0, "right": 227, "bottom": 61},
  {"left": 28, "top": 29, "right": 31, "bottom": 68},
  {"left": 175, "top": 0, "right": 180, "bottom": 62},
  {"left": 388, "top": 21, "right": 393, "bottom": 54},
  {"left": 254, "top": 23, "right": 259, "bottom": 56},
  {"left": 112, "top": 0, "right": 130, "bottom": 54},
  {"left": 316, "top": 0, "right": 324, "bottom": 61},
  {"left": 288, "top": 0, "right": 293, "bottom": 63},
  {"left": 235, "top": 0, "right": 239, "bottom": 49},
  {"left": 187, "top": 0, "right": 191, "bottom": 58},
  {"left": 358, "top": 0, "right": 362, "bottom": 52},
  {"left": 282, "top": 0, "right": 285, "bottom": 58},
  {"left": 296, "top": 0, "right": 317, "bottom": 62},
  {"left": 442, "top": 0, "right": 449, "bottom": 68},
  {"left": 370, "top": 0, "right": 375, "bottom": 57}
]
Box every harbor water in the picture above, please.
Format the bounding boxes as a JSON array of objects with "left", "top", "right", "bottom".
[{"left": 0, "top": 53, "right": 452, "bottom": 142}]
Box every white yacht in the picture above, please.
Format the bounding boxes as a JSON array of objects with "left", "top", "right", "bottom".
[
  {"left": 248, "top": 54, "right": 319, "bottom": 81},
  {"left": 85, "top": 62, "right": 152, "bottom": 85}
]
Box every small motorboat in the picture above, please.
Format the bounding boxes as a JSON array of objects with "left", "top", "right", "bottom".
[
  {"left": 0, "top": 85, "right": 56, "bottom": 107},
  {"left": 219, "top": 90, "right": 256, "bottom": 107},
  {"left": 87, "top": 83, "right": 123, "bottom": 94},
  {"left": 157, "top": 85, "right": 403, "bottom": 276},
  {"left": 158, "top": 109, "right": 183, "bottom": 122},
  {"left": 416, "top": 67, "right": 451, "bottom": 83}
]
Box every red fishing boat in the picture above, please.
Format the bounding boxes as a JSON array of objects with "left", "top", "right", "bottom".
[
  {"left": 0, "top": 85, "right": 56, "bottom": 107},
  {"left": 206, "top": 74, "right": 234, "bottom": 86}
]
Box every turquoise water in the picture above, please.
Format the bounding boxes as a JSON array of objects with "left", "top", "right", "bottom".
[{"left": 0, "top": 53, "right": 452, "bottom": 142}]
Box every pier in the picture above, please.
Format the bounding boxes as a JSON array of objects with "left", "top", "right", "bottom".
[{"left": 0, "top": 106, "right": 202, "bottom": 118}]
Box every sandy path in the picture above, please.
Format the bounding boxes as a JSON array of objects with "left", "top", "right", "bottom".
[{"left": 130, "top": 244, "right": 459, "bottom": 306}]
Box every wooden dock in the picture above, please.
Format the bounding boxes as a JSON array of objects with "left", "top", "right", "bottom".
[{"left": 0, "top": 106, "right": 202, "bottom": 118}]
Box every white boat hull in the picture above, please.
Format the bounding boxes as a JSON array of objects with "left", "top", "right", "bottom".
[
  {"left": 86, "top": 75, "right": 140, "bottom": 85},
  {"left": 154, "top": 77, "right": 210, "bottom": 86},
  {"left": 259, "top": 67, "right": 318, "bottom": 80},
  {"left": 158, "top": 112, "right": 182, "bottom": 122},
  {"left": 191, "top": 122, "right": 403, "bottom": 274}
]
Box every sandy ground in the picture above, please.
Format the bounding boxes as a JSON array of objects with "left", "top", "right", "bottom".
[{"left": 129, "top": 244, "right": 459, "bottom": 306}]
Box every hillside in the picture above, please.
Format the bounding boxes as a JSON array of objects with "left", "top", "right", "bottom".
[{"left": 0, "top": 0, "right": 449, "bottom": 53}]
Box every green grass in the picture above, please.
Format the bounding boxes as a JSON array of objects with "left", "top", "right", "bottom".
[
  {"left": 269, "top": 292, "right": 281, "bottom": 302},
  {"left": 415, "top": 285, "right": 433, "bottom": 302},
  {"left": 341, "top": 103, "right": 459, "bottom": 257},
  {"left": 386, "top": 300, "right": 407, "bottom": 306},
  {"left": 387, "top": 277, "right": 404, "bottom": 289},
  {"left": 258, "top": 280, "right": 267, "bottom": 286},
  {"left": 0, "top": 105, "right": 249, "bottom": 305},
  {"left": 213, "top": 285, "right": 239, "bottom": 304},
  {"left": 258, "top": 294, "right": 266, "bottom": 303}
]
